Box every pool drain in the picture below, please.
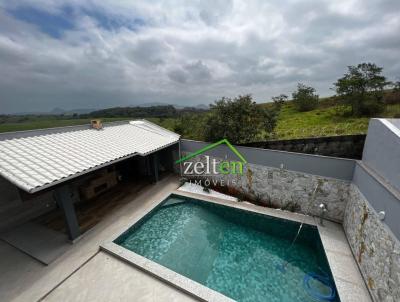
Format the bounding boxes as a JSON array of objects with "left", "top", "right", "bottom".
[{"left": 303, "top": 272, "right": 336, "bottom": 301}]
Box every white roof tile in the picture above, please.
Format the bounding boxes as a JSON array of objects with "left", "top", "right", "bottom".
[{"left": 0, "top": 120, "right": 179, "bottom": 193}]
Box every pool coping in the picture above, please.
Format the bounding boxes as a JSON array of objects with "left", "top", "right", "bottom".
[{"left": 100, "top": 189, "right": 371, "bottom": 302}]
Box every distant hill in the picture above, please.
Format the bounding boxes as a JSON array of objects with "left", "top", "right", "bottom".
[
  {"left": 84, "top": 104, "right": 208, "bottom": 119},
  {"left": 13, "top": 107, "right": 97, "bottom": 115},
  {"left": 195, "top": 104, "right": 209, "bottom": 110},
  {"left": 50, "top": 107, "right": 65, "bottom": 114},
  {"left": 10, "top": 103, "right": 209, "bottom": 116},
  {"left": 50, "top": 108, "right": 97, "bottom": 115},
  {"left": 136, "top": 102, "right": 169, "bottom": 107},
  {"left": 136, "top": 102, "right": 209, "bottom": 110}
]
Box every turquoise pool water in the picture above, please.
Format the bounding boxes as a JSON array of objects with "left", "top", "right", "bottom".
[{"left": 115, "top": 195, "right": 339, "bottom": 302}]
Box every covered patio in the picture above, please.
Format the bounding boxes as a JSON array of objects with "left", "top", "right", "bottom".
[
  {"left": 0, "top": 175, "right": 193, "bottom": 302},
  {"left": 0, "top": 120, "right": 180, "bottom": 265}
]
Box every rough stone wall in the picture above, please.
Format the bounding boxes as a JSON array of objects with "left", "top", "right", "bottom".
[
  {"left": 242, "top": 134, "right": 366, "bottom": 159},
  {"left": 343, "top": 184, "right": 400, "bottom": 302},
  {"left": 183, "top": 155, "right": 350, "bottom": 222}
]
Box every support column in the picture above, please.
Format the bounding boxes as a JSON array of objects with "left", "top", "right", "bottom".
[
  {"left": 54, "top": 185, "right": 81, "bottom": 241},
  {"left": 152, "top": 152, "right": 159, "bottom": 182}
]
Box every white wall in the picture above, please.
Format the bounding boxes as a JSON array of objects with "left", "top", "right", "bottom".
[{"left": 362, "top": 118, "right": 400, "bottom": 192}]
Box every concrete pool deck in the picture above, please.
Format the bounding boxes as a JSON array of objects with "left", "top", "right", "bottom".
[{"left": 0, "top": 176, "right": 371, "bottom": 302}]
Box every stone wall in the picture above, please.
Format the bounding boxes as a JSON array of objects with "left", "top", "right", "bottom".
[
  {"left": 343, "top": 184, "right": 400, "bottom": 302},
  {"left": 242, "top": 134, "right": 366, "bottom": 159},
  {"left": 183, "top": 154, "right": 350, "bottom": 222}
]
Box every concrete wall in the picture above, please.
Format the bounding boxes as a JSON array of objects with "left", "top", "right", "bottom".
[
  {"left": 338, "top": 119, "right": 400, "bottom": 302},
  {"left": 180, "top": 139, "right": 354, "bottom": 222},
  {"left": 344, "top": 184, "right": 400, "bottom": 302},
  {"left": 362, "top": 119, "right": 400, "bottom": 192},
  {"left": 242, "top": 134, "right": 366, "bottom": 159},
  {"left": 187, "top": 155, "right": 350, "bottom": 222},
  {"left": 344, "top": 125, "right": 400, "bottom": 302},
  {"left": 180, "top": 139, "right": 356, "bottom": 181},
  {"left": 352, "top": 163, "right": 400, "bottom": 239}
]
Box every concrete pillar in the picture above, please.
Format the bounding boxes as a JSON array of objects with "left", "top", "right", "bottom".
[
  {"left": 54, "top": 185, "right": 81, "bottom": 241},
  {"left": 152, "top": 152, "right": 159, "bottom": 182}
]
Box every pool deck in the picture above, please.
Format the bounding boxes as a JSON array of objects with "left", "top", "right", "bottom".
[{"left": 0, "top": 175, "right": 371, "bottom": 302}]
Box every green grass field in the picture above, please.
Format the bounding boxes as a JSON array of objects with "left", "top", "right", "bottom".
[{"left": 271, "top": 103, "right": 400, "bottom": 139}]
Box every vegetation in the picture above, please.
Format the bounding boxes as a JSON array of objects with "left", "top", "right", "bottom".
[
  {"left": 271, "top": 94, "right": 288, "bottom": 111},
  {"left": 1, "top": 62, "right": 399, "bottom": 143},
  {"left": 202, "top": 95, "right": 278, "bottom": 144},
  {"left": 85, "top": 105, "right": 178, "bottom": 118},
  {"left": 171, "top": 113, "right": 207, "bottom": 140},
  {"left": 1, "top": 97, "right": 399, "bottom": 140},
  {"left": 292, "top": 83, "right": 319, "bottom": 112},
  {"left": 83, "top": 105, "right": 207, "bottom": 119},
  {"left": 333, "top": 63, "right": 389, "bottom": 116}
]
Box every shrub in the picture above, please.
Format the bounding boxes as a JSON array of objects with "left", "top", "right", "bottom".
[
  {"left": 204, "top": 95, "right": 277, "bottom": 144},
  {"left": 292, "top": 83, "right": 319, "bottom": 112}
]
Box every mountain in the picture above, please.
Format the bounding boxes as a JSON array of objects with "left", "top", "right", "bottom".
[
  {"left": 65, "top": 108, "right": 97, "bottom": 115},
  {"left": 195, "top": 104, "right": 209, "bottom": 110},
  {"left": 50, "top": 107, "right": 65, "bottom": 114},
  {"left": 50, "top": 108, "right": 97, "bottom": 115},
  {"left": 136, "top": 102, "right": 170, "bottom": 107},
  {"left": 136, "top": 102, "right": 209, "bottom": 110}
]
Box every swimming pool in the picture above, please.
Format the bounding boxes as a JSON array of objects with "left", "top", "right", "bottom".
[{"left": 114, "top": 194, "right": 339, "bottom": 302}]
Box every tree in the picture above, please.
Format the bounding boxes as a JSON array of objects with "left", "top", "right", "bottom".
[
  {"left": 333, "top": 63, "right": 389, "bottom": 116},
  {"left": 204, "top": 95, "right": 277, "bottom": 144},
  {"left": 292, "top": 83, "right": 319, "bottom": 112},
  {"left": 262, "top": 107, "right": 278, "bottom": 133},
  {"left": 173, "top": 113, "right": 207, "bottom": 140},
  {"left": 393, "top": 81, "right": 400, "bottom": 92},
  {"left": 384, "top": 80, "right": 400, "bottom": 105},
  {"left": 272, "top": 94, "right": 288, "bottom": 110}
]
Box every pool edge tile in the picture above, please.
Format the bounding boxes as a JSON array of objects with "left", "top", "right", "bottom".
[
  {"left": 172, "top": 190, "right": 317, "bottom": 226},
  {"left": 317, "top": 222, "right": 372, "bottom": 302},
  {"left": 100, "top": 242, "right": 234, "bottom": 302}
]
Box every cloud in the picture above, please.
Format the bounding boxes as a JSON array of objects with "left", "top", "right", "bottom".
[
  {"left": 0, "top": 0, "right": 399, "bottom": 113},
  {"left": 168, "top": 60, "right": 212, "bottom": 84}
]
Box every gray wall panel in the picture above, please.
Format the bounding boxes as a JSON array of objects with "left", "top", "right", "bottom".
[
  {"left": 180, "top": 139, "right": 356, "bottom": 180},
  {"left": 362, "top": 118, "right": 400, "bottom": 192},
  {"left": 352, "top": 162, "right": 400, "bottom": 239}
]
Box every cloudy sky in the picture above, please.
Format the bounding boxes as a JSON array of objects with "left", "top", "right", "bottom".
[{"left": 0, "top": 0, "right": 399, "bottom": 113}]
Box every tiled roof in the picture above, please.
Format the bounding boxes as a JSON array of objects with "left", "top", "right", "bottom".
[{"left": 0, "top": 120, "right": 179, "bottom": 193}]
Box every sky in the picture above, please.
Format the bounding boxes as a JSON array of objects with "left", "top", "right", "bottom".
[{"left": 0, "top": 0, "right": 399, "bottom": 114}]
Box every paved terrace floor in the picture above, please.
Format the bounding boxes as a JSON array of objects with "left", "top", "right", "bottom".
[{"left": 0, "top": 175, "right": 371, "bottom": 302}]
